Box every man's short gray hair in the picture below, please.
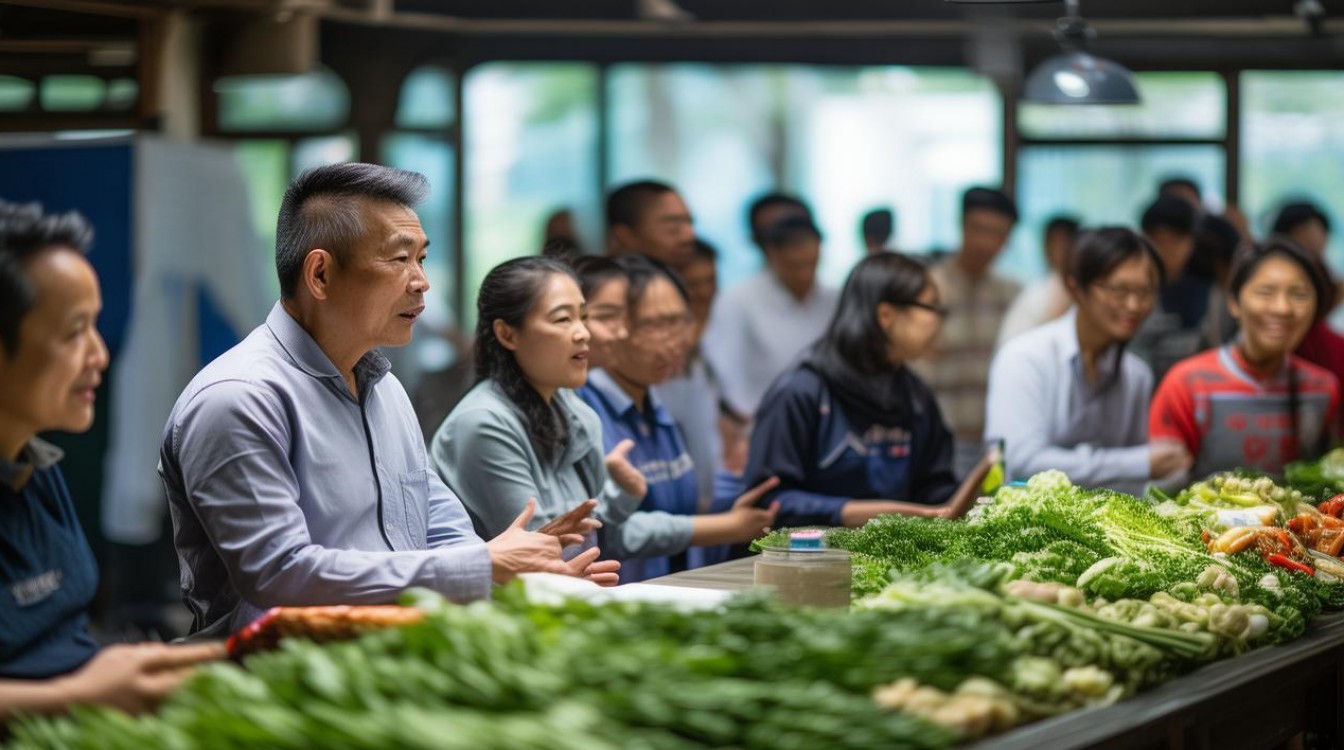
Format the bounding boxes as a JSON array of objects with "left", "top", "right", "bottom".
[{"left": 275, "top": 162, "right": 429, "bottom": 298}]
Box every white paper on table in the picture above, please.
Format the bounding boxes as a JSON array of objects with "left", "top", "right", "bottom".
[{"left": 517, "top": 573, "right": 735, "bottom": 611}]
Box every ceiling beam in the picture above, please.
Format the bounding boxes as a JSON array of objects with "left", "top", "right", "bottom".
[
  {"left": 312, "top": 8, "right": 1342, "bottom": 39},
  {"left": 0, "top": 0, "right": 165, "bottom": 19}
]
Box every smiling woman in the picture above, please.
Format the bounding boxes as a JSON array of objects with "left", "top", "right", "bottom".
[{"left": 1151, "top": 238, "right": 1341, "bottom": 478}]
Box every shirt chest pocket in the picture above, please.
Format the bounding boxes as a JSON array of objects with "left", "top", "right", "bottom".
[
  {"left": 863, "top": 444, "right": 912, "bottom": 499},
  {"left": 397, "top": 469, "right": 430, "bottom": 549},
  {"left": 819, "top": 436, "right": 912, "bottom": 500}
]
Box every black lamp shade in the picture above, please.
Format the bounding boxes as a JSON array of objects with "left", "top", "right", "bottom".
[{"left": 1022, "top": 50, "right": 1141, "bottom": 104}]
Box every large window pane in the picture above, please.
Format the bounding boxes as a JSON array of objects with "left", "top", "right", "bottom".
[
  {"left": 396, "top": 65, "right": 455, "bottom": 129},
  {"left": 609, "top": 64, "right": 1001, "bottom": 288},
  {"left": 1020, "top": 72, "right": 1225, "bottom": 139},
  {"left": 232, "top": 139, "right": 289, "bottom": 299},
  {"left": 0, "top": 76, "right": 36, "bottom": 110},
  {"left": 382, "top": 133, "right": 458, "bottom": 391},
  {"left": 798, "top": 67, "right": 1001, "bottom": 285},
  {"left": 608, "top": 65, "right": 784, "bottom": 286},
  {"left": 216, "top": 67, "right": 350, "bottom": 132},
  {"left": 1010, "top": 145, "right": 1224, "bottom": 282},
  {"left": 1241, "top": 71, "right": 1344, "bottom": 274},
  {"left": 463, "top": 62, "right": 599, "bottom": 326},
  {"left": 291, "top": 134, "right": 356, "bottom": 176},
  {"left": 41, "top": 75, "right": 105, "bottom": 111}
]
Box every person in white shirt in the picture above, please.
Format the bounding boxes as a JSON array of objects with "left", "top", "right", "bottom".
[
  {"left": 703, "top": 215, "right": 838, "bottom": 420},
  {"left": 995, "top": 215, "right": 1079, "bottom": 350},
  {"left": 984, "top": 227, "right": 1192, "bottom": 495}
]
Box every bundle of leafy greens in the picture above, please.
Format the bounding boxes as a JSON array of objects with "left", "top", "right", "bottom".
[
  {"left": 1286, "top": 447, "right": 1344, "bottom": 498},
  {"left": 10, "top": 587, "right": 1018, "bottom": 750},
  {"left": 758, "top": 471, "right": 1331, "bottom": 644},
  {"left": 860, "top": 561, "right": 1216, "bottom": 696}
]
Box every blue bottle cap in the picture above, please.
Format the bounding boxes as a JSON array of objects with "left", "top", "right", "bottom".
[{"left": 789, "top": 530, "right": 824, "bottom": 550}]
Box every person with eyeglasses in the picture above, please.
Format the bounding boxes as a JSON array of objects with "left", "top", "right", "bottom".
[
  {"left": 741, "top": 252, "right": 976, "bottom": 529},
  {"left": 577, "top": 254, "right": 779, "bottom": 581},
  {"left": 985, "top": 228, "right": 1190, "bottom": 495},
  {"left": 1151, "top": 239, "right": 1340, "bottom": 478}
]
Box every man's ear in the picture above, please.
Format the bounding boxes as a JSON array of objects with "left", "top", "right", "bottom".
[
  {"left": 493, "top": 318, "right": 519, "bottom": 352},
  {"left": 301, "top": 249, "right": 334, "bottom": 300},
  {"left": 609, "top": 225, "right": 638, "bottom": 255}
]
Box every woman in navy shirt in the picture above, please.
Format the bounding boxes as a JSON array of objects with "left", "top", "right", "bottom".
[
  {"left": 744, "top": 252, "right": 977, "bottom": 528},
  {"left": 0, "top": 202, "right": 221, "bottom": 722}
]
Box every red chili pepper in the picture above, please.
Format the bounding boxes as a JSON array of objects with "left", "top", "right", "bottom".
[
  {"left": 1276, "top": 528, "right": 1294, "bottom": 553},
  {"left": 1324, "top": 495, "right": 1344, "bottom": 518},
  {"left": 1267, "top": 553, "right": 1315, "bottom": 576},
  {"left": 1289, "top": 517, "right": 1308, "bottom": 534}
]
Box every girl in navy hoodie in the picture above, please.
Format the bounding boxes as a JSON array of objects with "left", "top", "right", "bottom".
[{"left": 743, "top": 252, "right": 975, "bottom": 528}]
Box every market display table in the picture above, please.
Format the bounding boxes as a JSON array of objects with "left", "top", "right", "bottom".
[{"left": 646, "top": 559, "right": 1344, "bottom": 750}]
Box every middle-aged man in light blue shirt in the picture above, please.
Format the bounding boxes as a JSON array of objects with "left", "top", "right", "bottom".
[{"left": 160, "top": 163, "right": 616, "bottom": 637}]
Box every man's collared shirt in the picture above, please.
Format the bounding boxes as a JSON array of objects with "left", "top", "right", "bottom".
[
  {"left": 1, "top": 437, "right": 100, "bottom": 678},
  {"left": 160, "top": 303, "right": 491, "bottom": 636},
  {"left": 702, "top": 271, "right": 837, "bottom": 418},
  {"left": 1, "top": 437, "right": 63, "bottom": 493},
  {"left": 984, "top": 309, "right": 1153, "bottom": 495}
]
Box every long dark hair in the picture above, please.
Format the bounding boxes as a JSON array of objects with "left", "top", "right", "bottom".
[
  {"left": 474, "top": 256, "right": 579, "bottom": 463},
  {"left": 813, "top": 252, "right": 930, "bottom": 376},
  {"left": 1227, "top": 237, "right": 1333, "bottom": 461}
]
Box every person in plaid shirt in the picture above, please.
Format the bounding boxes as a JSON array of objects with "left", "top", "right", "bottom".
[{"left": 913, "top": 187, "right": 1020, "bottom": 451}]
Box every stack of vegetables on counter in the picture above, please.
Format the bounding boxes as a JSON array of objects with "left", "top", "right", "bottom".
[
  {"left": 10, "top": 587, "right": 1007, "bottom": 750},
  {"left": 11, "top": 461, "right": 1344, "bottom": 749},
  {"left": 753, "top": 468, "right": 1344, "bottom": 738}
]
